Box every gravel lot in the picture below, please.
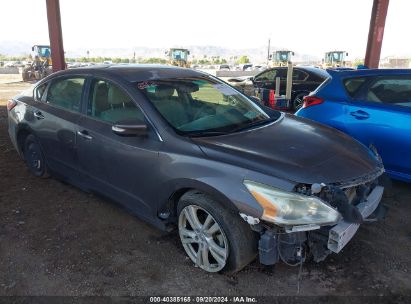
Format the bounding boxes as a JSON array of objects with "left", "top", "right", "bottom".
[{"left": 0, "top": 79, "right": 410, "bottom": 299}]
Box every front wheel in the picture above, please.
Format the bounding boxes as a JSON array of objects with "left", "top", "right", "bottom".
[{"left": 177, "top": 191, "right": 258, "bottom": 273}]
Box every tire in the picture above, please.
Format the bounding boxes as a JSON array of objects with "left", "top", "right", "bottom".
[
  {"left": 23, "top": 134, "right": 49, "bottom": 178},
  {"left": 292, "top": 92, "right": 308, "bottom": 111},
  {"left": 177, "top": 191, "right": 258, "bottom": 274},
  {"left": 22, "top": 71, "right": 29, "bottom": 81}
]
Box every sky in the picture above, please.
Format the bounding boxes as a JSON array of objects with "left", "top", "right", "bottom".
[{"left": 0, "top": 0, "right": 410, "bottom": 59}]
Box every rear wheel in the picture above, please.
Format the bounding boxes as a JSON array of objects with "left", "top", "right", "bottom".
[
  {"left": 177, "top": 191, "right": 258, "bottom": 273},
  {"left": 23, "top": 134, "right": 49, "bottom": 178}
]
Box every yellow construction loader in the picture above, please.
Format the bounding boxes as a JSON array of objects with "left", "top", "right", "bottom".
[
  {"left": 166, "top": 48, "right": 190, "bottom": 68},
  {"left": 322, "top": 51, "right": 349, "bottom": 68},
  {"left": 22, "top": 45, "right": 52, "bottom": 81}
]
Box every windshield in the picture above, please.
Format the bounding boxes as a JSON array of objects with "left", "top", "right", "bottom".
[
  {"left": 136, "top": 77, "right": 275, "bottom": 136},
  {"left": 38, "top": 46, "right": 51, "bottom": 57},
  {"left": 171, "top": 50, "right": 188, "bottom": 61},
  {"left": 276, "top": 52, "right": 289, "bottom": 62},
  {"left": 327, "top": 52, "right": 343, "bottom": 62}
]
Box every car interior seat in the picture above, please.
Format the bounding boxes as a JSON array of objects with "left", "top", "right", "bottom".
[
  {"left": 49, "top": 80, "right": 82, "bottom": 111},
  {"left": 92, "top": 82, "right": 109, "bottom": 116},
  {"left": 367, "top": 84, "right": 384, "bottom": 102},
  {"left": 100, "top": 84, "right": 142, "bottom": 123},
  {"left": 153, "top": 85, "right": 189, "bottom": 127}
]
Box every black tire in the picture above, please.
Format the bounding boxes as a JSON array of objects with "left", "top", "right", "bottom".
[
  {"left": 292, "top": 92, "right": 309, "bottom": 111},
  {"left": 177, "top": 191, "right": 258, "bottom": 274},
  {"left": 23, "top": 134, "right": 49, "bottom": 178}
]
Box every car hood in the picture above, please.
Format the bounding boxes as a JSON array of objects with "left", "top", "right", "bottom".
[{"left": 192, "top": 114, "right": 382, "bottom": 185}]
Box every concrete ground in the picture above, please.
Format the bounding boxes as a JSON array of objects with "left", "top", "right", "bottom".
[{"left": 0, "top": 78, "right": 410, "bottom": 298}]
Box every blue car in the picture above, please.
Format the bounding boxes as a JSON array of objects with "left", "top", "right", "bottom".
[{"left": 296, "top": 68, "right": 411, "bottom": 182}]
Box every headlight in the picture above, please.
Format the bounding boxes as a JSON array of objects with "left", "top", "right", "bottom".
[{"left": 244, "top": 180, "right": 341, "bottom": 226}]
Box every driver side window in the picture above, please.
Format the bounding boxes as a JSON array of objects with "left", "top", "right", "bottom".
[{"left": 88, "top": 79, "right": 144, "bottom": 123}]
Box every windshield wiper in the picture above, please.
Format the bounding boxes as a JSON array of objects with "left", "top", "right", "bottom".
[
  {"left": 230, "top": 117, "right": 276, "bottom": 133},
  {"left": 185, "top": 131, "right": 229, "bottom": 138}
]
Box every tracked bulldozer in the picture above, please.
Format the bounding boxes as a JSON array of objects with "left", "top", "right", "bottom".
[{"left": 22, "top": 45, "right": 53, "bottom": 81}]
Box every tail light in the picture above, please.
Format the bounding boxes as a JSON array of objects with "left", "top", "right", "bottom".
[
  {"left": 302, "top": 96, "right": 324, "bottom": 108},
  {"left": 7, "top": 99, "right": 17, "bottom": 111}
]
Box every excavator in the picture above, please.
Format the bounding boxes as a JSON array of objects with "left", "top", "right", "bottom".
[
  {"left": 322, "top": 51, "right": 349, "bottom": 68},
  {"left": 166, "top": 48, "right": 190, "bottom": 68},
  {"left": 22, "top": 45, "right": 52, "bottom": 81}
]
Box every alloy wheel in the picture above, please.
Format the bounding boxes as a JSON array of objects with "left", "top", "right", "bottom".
[{"left": 178, "top": 205, "right": 229, "bottom": 272}]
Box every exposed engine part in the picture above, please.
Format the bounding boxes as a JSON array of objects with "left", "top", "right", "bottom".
[
  {"left": 239, "top": 213, "right": 260, "bottom": 225},
  {"left": 285, "top": 224, "right": 320, "bottom": 233},
  {"left": 258, "top": 230, "right": 279, "bottom": 265},
  {"left": 308, "top": 230, "right": 331, "bottom": 262},
  {"left": 320, "top": 185, "right": 363, "bottom": 223},
  {"left": 278, "top": 232, "right": 306, "bottom": 266},
  {"left": 258, "top": 229, "right": 307, "bottom": 266},
  {"left": 311, "top": 183, "right": 325, "bottom": 194}
]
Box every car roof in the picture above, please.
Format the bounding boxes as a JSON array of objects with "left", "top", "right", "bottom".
[
  {"left": 326, "top": 68, "right": 411, "bottom": 78},
  {"left": 261, "top": 66, "right": 329, "bottom": 77},
  {"left": 51, "top": 64, "right": 207, "bottom": 82}
]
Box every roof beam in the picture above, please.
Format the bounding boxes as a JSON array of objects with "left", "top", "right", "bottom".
[
  {"left": 364, "top": 0, "right": 389, "bottom": 68},
  {"left": 46, "top": 0, "right": 66, "bottom": 72}
]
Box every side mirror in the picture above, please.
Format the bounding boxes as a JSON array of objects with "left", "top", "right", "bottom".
[
  {"left": 187, "top": 51, "right": 190, "bottom": 55},
  {"left": 112, "top": 123, "right": 147, "bottom": 136},
  {"left": 292, "top": 52, "right": 295, "bottom": 56},
  {"left": 346, "top": 52, "right": 349, "bottom": 56},
  {"left": 32, "top": 46, "right": 34, "bottom": 51}
]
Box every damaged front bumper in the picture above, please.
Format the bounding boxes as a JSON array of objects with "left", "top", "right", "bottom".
[
  {"left": 257, "top": 180, "right": 387, "bottom": 266},
  {"left": 327, "top": 185, "right": 384, "bottom": 253}
]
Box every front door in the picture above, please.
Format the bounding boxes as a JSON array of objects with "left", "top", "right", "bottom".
[{"left": 76, "top": 78, "right": 161, "bottom": 218}]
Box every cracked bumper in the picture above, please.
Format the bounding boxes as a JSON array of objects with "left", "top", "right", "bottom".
[{"left": 327, "top": 185, "right": 384, "bottom": 253}]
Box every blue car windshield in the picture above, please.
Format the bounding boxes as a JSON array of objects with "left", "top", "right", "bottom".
[{"left": 136, "top": 77, "right": 276, "bottom": 135}]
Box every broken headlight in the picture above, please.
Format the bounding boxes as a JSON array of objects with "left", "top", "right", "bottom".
[{"left": 244, "top": 180, "right": 341, "bottom": 226}]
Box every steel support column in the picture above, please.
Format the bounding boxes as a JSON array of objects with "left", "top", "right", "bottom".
[
  {"left": 46, "top": 0, "right": 66, "bottom": 72},
  {"left": 364, "top": 0, "right": 389, "bottom": 68}
]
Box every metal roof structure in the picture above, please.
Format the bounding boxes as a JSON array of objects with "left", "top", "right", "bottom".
[{"left": 45, "top": 0, "right": 390, "bottom": 71}]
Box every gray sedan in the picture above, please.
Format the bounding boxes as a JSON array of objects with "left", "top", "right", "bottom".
[{"left": 7, "top": 65, "right": 385, "bottom": 273}]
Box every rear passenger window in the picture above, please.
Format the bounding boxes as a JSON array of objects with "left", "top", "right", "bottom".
[
  {"left": 46, "top": 77, "right": 85, "bottom": 112},
  {"left": 88, "top": 79, "right": 144, "bottom": 123},
  {"left": 293, "top": 69, "right": 308, "bottom": 81},
  {"left": 366, "top": 78, "right": 411, "bottom": 107},
  {"left": 254, "top": 69, "right": 277, "bottom": 82},
  {"left": 343, "top": 77, "right": 367, "bottom": 98}
]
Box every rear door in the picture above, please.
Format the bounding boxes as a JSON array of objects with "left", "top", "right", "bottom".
[
  {"left": 31, "top": 76, "right": 86, "bottom": 179},
  {"left": 344, "top": 75, "right": 411, "bottom": 180},
  {"left": 76, "top": 77, "right": 161, "bottom": 218}
]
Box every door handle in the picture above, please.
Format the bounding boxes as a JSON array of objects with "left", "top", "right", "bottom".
[
  {"left": 77, "top": 130, "right": 92, "bottom": 140},
  {"left": 350, "top": 110, "right": 370, "bottom": 120},
  {"left": 33, "top": 111, "right": 44, "bottom": 120}
]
